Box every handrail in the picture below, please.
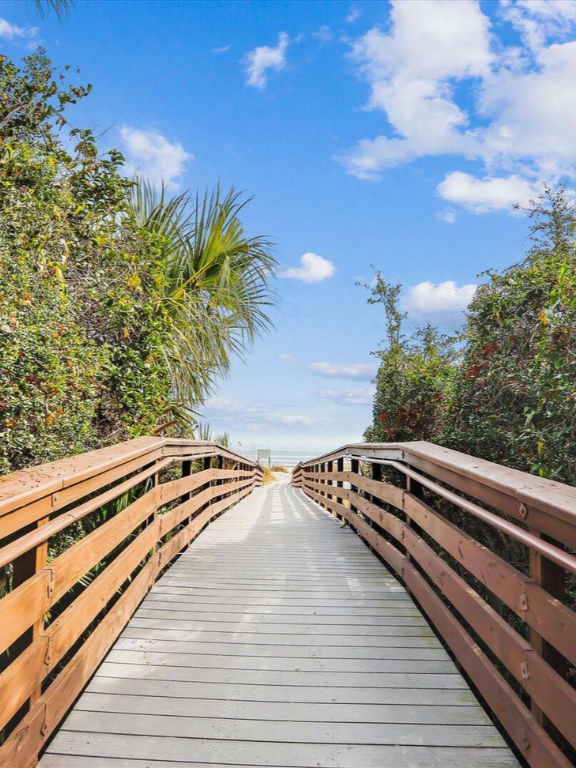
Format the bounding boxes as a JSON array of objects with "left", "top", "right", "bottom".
[
  {"left": 0, "top": 438, "right": 262, "bottom": 767},
  {"left": 348, "top": 454, "right": 576, "bottom": 576},
  {"left": 0, "top": 436, "right": 258, "bottom": 518},
  {"left": 295, "top": 441, "right": 576, "bottom": 519},
  {"left": 293, "top": 441, "right": 576, "bottom": 768}
]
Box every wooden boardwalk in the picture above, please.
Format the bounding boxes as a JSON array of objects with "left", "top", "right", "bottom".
[{"left": 41, "top": 477, "right": 518, "bottom": 767}]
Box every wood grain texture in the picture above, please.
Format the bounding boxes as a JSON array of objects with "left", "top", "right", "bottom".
[
  {"left": 42, "top": 479, "right": 518, "bottom": 768},
  {"left": 0, "top": 441, "right": 260, "bottom": 766},
  {"left": 304, "top": 481, "right": 571, "bottom": 767}
]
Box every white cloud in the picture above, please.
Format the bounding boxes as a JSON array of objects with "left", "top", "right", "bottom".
[
  {"left": 211, "top": 45, "right": 230, "bottom": 54},
  {"left": 312, "top": 26, "right": 333, "bottom": 46},
  {"left": 339, "top": 0, "right": 492, "bottom": 179},
  {"left": 120, "top": 126, "right": 193, "bottom": 189},
  {"left": 501, "top": 0, "right": 576, "bottom": 52},
  {"left": 477, "top": 40, "right": 576, "bottom": 180},
  {"left": 339, "top": 0, "right": 576, "bottom": 214},
  {"left": 439, "top": 208, "right": 458, "bottom": 224},
  {"left": 245, "top": 32, "right": 289, "bottom": 90},
  {"left": 319, "top": 387, "right": 374, "bottom": 406},
  {"left": 437, "top": 172, "right": 539, "bottom": 213},
  {"left": 277, "top": 354, "right": 293, "bottom": 361},
  {"left": 266, "top": 414, "right": 317, "bottom": 426},
  {"left": 345, "top": 4, "right": 362, "bottom": 22},
  {"left": 401, "top": 281, "right": 477, "bottom": 314},
  {"left": 0, "top": 19, "right": 24, "bottom": 38},
  {"left": 203, "top": 398, "right": 317, "bottom": 428},
  {"left": 281, "top": 252, "right": 336, "bottom": 284},
  {"left": 205, "top": 398, "right": 261, "bottom": 417},
  {"left": 0, "top": 18, "right": 37, "bottom": 40},
  {"left": 307, "top": 362, "right": 377, "bottom": 380}
]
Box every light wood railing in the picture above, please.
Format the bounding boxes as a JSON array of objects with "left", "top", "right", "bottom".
[
  {"left": 293, "top": 441, "right": 576, "bottom": 767},
  {"left": 0, "top": 437, "right": 262, "bottom": 766}
]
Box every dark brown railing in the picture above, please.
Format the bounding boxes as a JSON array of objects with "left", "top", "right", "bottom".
[
  {"left": 0, "top": 437, "right": 262, "bottom": 766},
  {"left": 293, "top": 441, "right": 576, "bottom": 767}
]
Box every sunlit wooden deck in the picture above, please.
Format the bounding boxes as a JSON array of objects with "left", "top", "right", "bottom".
[{"left": 40, "top": 477, "right": 516, "bottom": 767}]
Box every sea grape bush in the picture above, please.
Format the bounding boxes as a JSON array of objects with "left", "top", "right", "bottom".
[
  {"left": 364, "top": 187, "right": 576, "bottom": 486},
  {"left": 361, "top": 276, "right": 456, "bottom": 444},
  {"left": 0, "top": 50, "right": 276, "bottom": 474},
  {"left": 444, "top": 188, "right": 576, "bottom": 484},
  {"left": 0, "top": 52, "right": 172, "bottom": 473}
]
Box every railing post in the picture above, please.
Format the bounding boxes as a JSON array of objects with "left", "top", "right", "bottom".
[
  {"left": 334, "top": 457, "right": 344, "bottom": 520},
  {"left": 11, "top": 517, "right": 49, "bottom": 707},
  {"left": 202, "top": 455, "right": 213, "bottom": 513},
  {"left": 350, "top": 458, "right": 359, "bottom": 516},
  {"left": 336, "top": 458, "right": 344, "bottom": 487},
  {"left": 405, "top": 475, "right": 424, "bottom": 567},
  {"left": 216, "top": 454, "right": 223, "bottom": 488},
  {"left": 203, "top": 455, "right": 211, "bottom": 479},
  {"left": 179, "top": 458, "right": 193, "bottom": 528},
  {"left": 528, "top": 531, "right": 568, "bottom": 733},
  {"left": 369, "top": 462, "right": 382, "bottom": 530},
  {"left": 181, "top": 459, "right": 192, "bottom": 501},
  {"left": 329, "top": 460, "right": 336, "bottom": 503}
]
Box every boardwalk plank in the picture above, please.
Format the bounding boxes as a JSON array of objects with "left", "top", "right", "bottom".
[
  {"left": 127, "top": 616, "right": 430, "bottom": 630},
  {"left": 105, "top": 649, "right": 457, "bottom": 672},
  {"left": 138, "top": 604, "right": 424, "bottom": 619},
  {"left": 41, "top": 479, "right": 518, "bottom": 767},
  {"left": 95, "top": 661, "right": 468, "bottom": 688},
  {"left": 75, "top": 692, "right": 489, "bottom": 724},
  {"left": 43, "top": 733, "right": 518, "bottom": 767},
  {"left": 112, "top": 637, "right": 445, "bottom": 656},
  {"left": 86, "top": 676, "right": 481, "bottom": 706},
  {"left": 60, "top": 709, "right": 506, "bottom": 747}
]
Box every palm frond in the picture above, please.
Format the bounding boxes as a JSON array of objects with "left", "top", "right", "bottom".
[
  {"left": 34, "top": 0, "right": 73, "bottom": 19},
  {"left": 128, "top": 177, "right": 277, "bottom": 415}
]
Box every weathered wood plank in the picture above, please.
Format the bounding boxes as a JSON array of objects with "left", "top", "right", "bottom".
[
  {"left": 104, "top": 648, "right": 456, "bottom": 672},
  {"left": 135, "top": 607, "right": 427, "bottom": 623},
  {"left": 75, "top": 691, "right": 489, "bottom": 724},
  {"left": 40, "top": 479, "right": 517, "bottom": 768},
  {"left": 60, "top": 709, "right": 506, "bottom": 747},
  {"left": 86, "top": 675, "right": 479, "bottom": 706},
  {"left": 113, "top": 636, "right": 445, "bottom": 658},
  {"left": 127, "top": 616, "right": 430, "bottom": 631},
  {"left": 43, "top": 732, "right": 519, "bottom": 767}
]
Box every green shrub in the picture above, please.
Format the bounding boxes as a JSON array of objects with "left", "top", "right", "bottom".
[
  {"left": 0, "top": 51, "right": 171, "bottom": 472},
  {"left": 443, "top": 187, "right": 576, "bottom": 483},
  {"left": 363, "top": 188, "right": 576, "bottom": 485},
  {"left": 362, "top": 274, "right": 456, "bottom": 444}
]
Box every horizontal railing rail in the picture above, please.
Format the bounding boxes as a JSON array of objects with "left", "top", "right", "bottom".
[
  {"left": 293, "top": 442, "right": 576, "bottom": 768},
  {"left": 0, "top": 437, "right": 262, "bottom": 766}
]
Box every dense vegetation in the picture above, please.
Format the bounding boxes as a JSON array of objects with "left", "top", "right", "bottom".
[
  {"left": 0, "top": 52, "right": 276, "bottom": 474},
  {"left": 364, "top": 187, "right": 576, "bottom": 486}
]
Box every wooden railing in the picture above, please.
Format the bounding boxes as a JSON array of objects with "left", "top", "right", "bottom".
[
  {"left": 0, "top": 437, "right": 262, "bottom": 766},
  {"left": 293, "top": 441, "right": 576, "bottom": 767}
]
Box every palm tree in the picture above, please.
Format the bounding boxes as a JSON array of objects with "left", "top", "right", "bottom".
[
  {"left": 34, "top": 0, "right": 73, "bottom": 18},
  {"left": 129, "top": 179, "right": 277, "bottom": 418}
]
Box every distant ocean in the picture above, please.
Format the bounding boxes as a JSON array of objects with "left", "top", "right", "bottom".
[{"left": 240, "top": 447, "right": 333, "bottom": 470}]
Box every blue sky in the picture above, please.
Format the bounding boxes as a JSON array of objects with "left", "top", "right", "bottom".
[{"left": 3, "top": 0, "right": 576, "bottom": 454}]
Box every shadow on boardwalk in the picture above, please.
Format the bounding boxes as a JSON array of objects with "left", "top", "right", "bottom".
[{"left": 41, "top": 483, "right": 518, "bottom": 767}]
